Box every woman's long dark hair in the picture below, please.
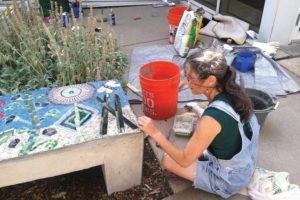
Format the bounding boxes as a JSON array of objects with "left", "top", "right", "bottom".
[{"left": 185, "top": 49, "right": 253, "bottom": 122}]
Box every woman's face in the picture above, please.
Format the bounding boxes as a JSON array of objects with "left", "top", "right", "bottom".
[{"left": 184, "top": 63, "right": 207, "bottom": 95}]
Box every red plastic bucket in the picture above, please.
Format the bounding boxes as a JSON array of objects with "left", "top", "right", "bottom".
[
  {"left": 139, "top": 61, "right": 180, "bottom": 120},
  {"left": 167, "top": 6, "right": 186, "bottom": 44}
]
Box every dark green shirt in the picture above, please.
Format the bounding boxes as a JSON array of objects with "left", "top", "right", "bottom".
[{"left": 203, "top": 93, "right": 252, "bottom": 160}]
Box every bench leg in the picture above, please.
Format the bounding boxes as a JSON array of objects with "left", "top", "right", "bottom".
[{"left": 102, "top": 134, "right": 144, "bottom": 195}]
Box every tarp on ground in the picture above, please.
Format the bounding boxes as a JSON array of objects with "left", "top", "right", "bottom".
[{"left": 127, "top": 44, "right": 300, "bottom": 103}]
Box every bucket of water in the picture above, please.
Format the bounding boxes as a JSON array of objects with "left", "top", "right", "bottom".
[
  {"left": 139, "top": 61, "right": 180, "bottom": 120},
  {"left": 167, "top": 6, "right": 186, "bottom": 44},
  {"left": 245, "top": 88, "right": 279, "bottom": 127}
]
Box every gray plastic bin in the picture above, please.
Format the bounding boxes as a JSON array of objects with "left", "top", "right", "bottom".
[{"left": 245, "top": 88, "right": 279, "bottom": 127}]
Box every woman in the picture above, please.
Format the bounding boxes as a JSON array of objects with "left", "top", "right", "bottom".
[{"left": 137, "top": 49, "right": 260, "bottom": 198}]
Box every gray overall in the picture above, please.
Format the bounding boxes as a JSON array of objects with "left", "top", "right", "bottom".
[{"left": 193, "top": 100, "right": 260, "bottom": 198}]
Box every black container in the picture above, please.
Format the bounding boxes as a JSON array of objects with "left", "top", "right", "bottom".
[{"left": 245, "top": 88, "right": 279, "bottom": 127}]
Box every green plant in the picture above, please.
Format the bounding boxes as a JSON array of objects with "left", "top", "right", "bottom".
[{"left": 0, "top": 0, "right": 128, "bottom": 95}]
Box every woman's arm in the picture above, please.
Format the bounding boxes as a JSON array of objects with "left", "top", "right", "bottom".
[{"left": 138, "top": 115, "right": 221, "bottom": 167}]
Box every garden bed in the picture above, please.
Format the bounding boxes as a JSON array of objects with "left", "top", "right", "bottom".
[{"left": 0, "top": 139, "right": 173, "bottom": 200}]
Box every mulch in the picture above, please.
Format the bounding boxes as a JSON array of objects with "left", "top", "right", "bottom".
[{"left": 0, "top": 139, "right": 173, "bottom": 200}]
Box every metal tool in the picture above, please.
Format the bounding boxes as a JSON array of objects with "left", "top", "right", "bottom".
[
  {"left": 114, "top": 94, "right": 125, "bottom": 133},
  {"left": 126, "top": 83, "right": 142, "bottom": 98},
  {"left": 96, "top": 96, "right": 138, "bottom": 129},
  {"left": 99, "top": 95, "right": 109, "bottom": 135}
]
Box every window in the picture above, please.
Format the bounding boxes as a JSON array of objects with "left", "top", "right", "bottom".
[{"left": 193, "top": 0, "right": 265, "bottom": 32}]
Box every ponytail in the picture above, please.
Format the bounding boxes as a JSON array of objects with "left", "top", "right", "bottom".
[
  {"left": 185, "top": 49, "right": 253, "bottom": 122},
  {"left": 219, "top": 66, "right": 253, "bottom": 122}
]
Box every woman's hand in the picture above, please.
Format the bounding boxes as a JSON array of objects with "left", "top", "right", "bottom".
[{"left": 137, "top": 116, "right": 160, "bottom": 138}]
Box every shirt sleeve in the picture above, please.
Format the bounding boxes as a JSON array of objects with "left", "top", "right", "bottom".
[{"left": 202, "top": 107, "right": 228, "bottom": 131}]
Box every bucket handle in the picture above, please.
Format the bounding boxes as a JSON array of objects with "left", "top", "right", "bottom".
[
  {"left": 273, "top": 102, "right": 279, "bottom": 110},
  {"left": 254, "top": 101, "right": 279, "bottom": 113}
]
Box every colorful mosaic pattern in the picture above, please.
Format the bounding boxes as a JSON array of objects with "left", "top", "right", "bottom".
[
  {"left": 0, "top": 80, "right": 139, "bottom": 161},
  {"left": 48, "top": 83, "right": 96, "bottom": 104}
]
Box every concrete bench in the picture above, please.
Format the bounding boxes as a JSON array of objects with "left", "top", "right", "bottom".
[
  {"left": 0, "top": 80, "right": 143, "bottom": 194},
  {"left": 0, "top": 133, "right": 143, "bottom": 194}
]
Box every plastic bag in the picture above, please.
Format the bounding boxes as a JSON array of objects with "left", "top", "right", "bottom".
[{"left": 174, "top": 8, "right": 204, "bottom": 57}]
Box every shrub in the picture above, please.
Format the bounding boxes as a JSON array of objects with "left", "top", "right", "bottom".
[{"left": 0, "top": 0, "right": 128, "bottom": 95}]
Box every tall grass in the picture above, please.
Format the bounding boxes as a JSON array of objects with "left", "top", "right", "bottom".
[{"left": 0, "top": 0, "right": 127, "bottom": 95}]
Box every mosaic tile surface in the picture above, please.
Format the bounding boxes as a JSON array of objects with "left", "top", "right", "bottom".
[{"left": 0, "top": 80, "right": 139, "bottom": 161}]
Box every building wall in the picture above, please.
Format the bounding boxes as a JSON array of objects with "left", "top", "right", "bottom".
[
  {"left": 257, "top": 0, "right": 279, "bottom": 43},
  {"left": 259, "top": 0, "right": 300, "bottom": 44},
  {"left": 270, "top": 0, "right": 300, "bottom": 44}
]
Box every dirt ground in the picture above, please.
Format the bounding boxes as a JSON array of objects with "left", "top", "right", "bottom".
[{"left": 0, "top": 139, "right": 173, "bottom": 200}]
